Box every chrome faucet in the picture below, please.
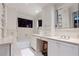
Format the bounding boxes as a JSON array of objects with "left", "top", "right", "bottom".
[
  {"left": 61, "top": 35, "right": 66, "bottom": 39},
  {"left": 61, "top": 35, "right": 70, "bottom": 39}
]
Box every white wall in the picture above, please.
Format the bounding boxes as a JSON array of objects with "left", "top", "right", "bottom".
[
  {"left": 0, "top": 3, "right": 34, "bottom": 56},
  {"left": 33, "top": 4, "right": 56, "bottom": 35},
  {"left": 0, "top": 4, "right": 3, "bottom": 40},
  {"left": 17, "top": 28, "right": 33, "bottom": 42},
  {"left": 17, "top": 12, "right": 34, "bottom": 42},
  {"left": 0, "top": 4, "right": 18, "bottom": 56},
  {"left": 5, "top": 4, "right": 35, "bottom": 55},
  {"left": 0, "top": 4, "right": 34, "bottom": 56},
  {"left": 6, "top": 6, "right": 17, "bottom": 30},
  {"left": 5, "top": 4, "right": 18, "bottom": 56},
  {"left": 17, "top": 12, "right": 34, "bottom": 20},
  {"left": 55, "top": 28, "right": 79, "bottom": 39}
]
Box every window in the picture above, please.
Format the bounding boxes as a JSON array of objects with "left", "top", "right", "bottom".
[
  {"left": 73, "top": 11, "right": 79, "bottom": 28},
  {"left": 38, "top": 20, "right": 42, "bottom": 27},
  {"left": 18, "top": 18, "right": 33, "bottom": 28}
]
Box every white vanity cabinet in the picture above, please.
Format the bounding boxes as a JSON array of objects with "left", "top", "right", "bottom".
[
  {"left": 59, "top": 42, "right": 79, "bottom": 56},
  {"left": 48, "top": 39, "right": 79, "bottom": 56},
  {"left": 48, "top": 40, "right": 60, "bottom": 56}
]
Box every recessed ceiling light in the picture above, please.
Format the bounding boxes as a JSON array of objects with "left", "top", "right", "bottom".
[
  {"left": 35, "top": 10, "right": 40, "bottom": 13},
  {"left": 35, "top": 9, "right": 41, "bottom": 14}
]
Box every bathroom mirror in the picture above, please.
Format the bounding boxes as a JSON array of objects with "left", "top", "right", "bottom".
[{"left": 55, "top": 3, "right": 79, "bottom": 29}]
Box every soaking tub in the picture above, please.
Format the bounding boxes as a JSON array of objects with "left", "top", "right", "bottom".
[{"left": 16, "top": 40, "right": 36, "bottom": 56}]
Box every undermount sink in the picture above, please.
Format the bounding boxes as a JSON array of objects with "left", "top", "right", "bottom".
[
  {"left": 50, "top": 34, "right": 70, "bottom": 40},
  {"left": 60, "top": 35, "right": 70, "bottom": 40}
]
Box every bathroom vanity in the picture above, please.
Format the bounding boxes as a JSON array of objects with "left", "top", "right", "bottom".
[
  {"left": 32, "top": 34, "right": 79, "bottom": 56},
  {"left": 31, "top": 3, "right": 79, "bottom": 56}
]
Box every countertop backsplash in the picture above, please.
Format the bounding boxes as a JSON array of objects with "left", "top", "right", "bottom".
[{"left": 55, "top": 28, "right": 79, "bottom": 39}]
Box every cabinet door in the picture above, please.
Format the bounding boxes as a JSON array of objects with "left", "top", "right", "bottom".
[
  {"left": 60, "top": 42, "right": 79, "bottom": 56},
  {"left": 48, "top": 40, "right": 60, "bottom": 56},
  {"left": 48, "top": 40, "right": 79, "bottom": 56},
  {"left": 31, "top": 36, "right": 38, "bottom": 51}
]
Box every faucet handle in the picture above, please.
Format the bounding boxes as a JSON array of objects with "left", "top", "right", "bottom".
[
  {"left": 61, "top": 35, "right": 66, "bottom": 39},
  {"left": 61, "top": 35, "right": 70, "bottom": 39},
  {"left": 66, "top": 36, "right": 70, "bottom": 39}
]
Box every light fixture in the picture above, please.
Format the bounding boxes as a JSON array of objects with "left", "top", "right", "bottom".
[
  {"left": 35, "top": 10, "right": 40, "bottom": 13},
  {"left": 35, "top": 9, "right": 42, "bottom": 14}
]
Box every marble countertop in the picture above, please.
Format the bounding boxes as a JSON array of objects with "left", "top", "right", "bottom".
[
  {"left": 0, "top": 36, "right": 14, "bottom": 45},
  {"left": 33, "top": 34, "right": 79, "bottom": 45}
]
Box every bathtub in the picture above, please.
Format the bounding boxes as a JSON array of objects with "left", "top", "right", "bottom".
[{"left": 16, "top": 40, "right": 36, "bottom": 56}]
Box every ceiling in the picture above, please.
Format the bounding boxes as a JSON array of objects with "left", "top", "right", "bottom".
[{"left": 6, "top": 3, "right": 52, "bottom": 16}]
